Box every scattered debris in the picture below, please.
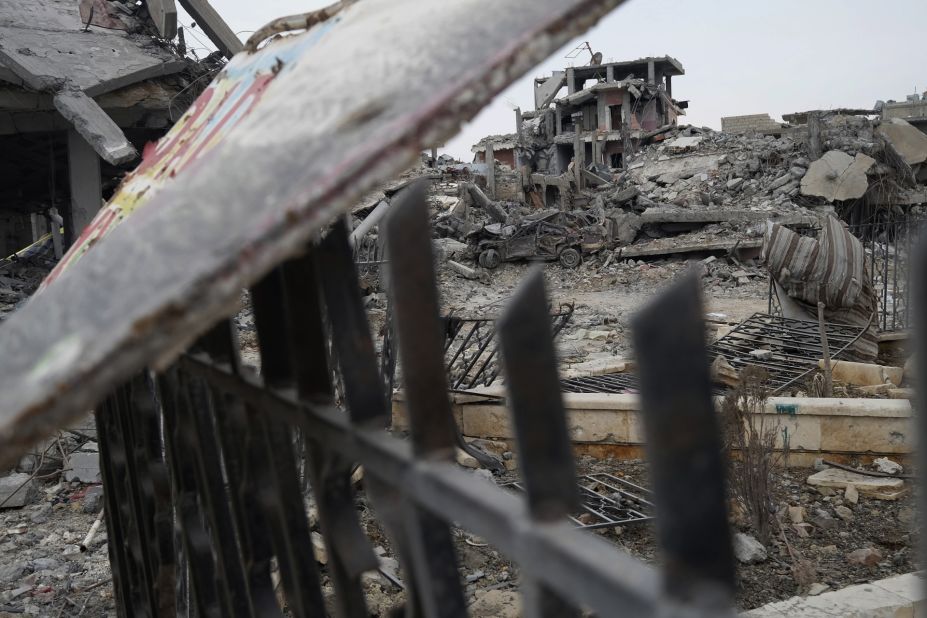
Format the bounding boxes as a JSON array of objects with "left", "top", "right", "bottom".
[
  {"left": 873, "top": 457, "right": 904, "bottom": 476},
  {"left": 846, "top": 547, "right": 883, "bottom": 567},
  {"left": 806, "top": 468, "right": 905, "bottom": 499},
  {"left": 733, "top": 532, "right": 768, "bottom": 564},
  {"left": 800, "top": 151, "right": 875, "bottom": 202}
]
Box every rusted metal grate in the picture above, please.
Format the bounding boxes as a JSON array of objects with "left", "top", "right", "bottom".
[
  {"left": 442, "top": 305, "right": 574, "bottom": 391},
  {"left": 503, "top": 473, "right": 654, "bottom": 530},
  {"left": 562, "top": 313, "right": 866, "bottom": 396},
  {"left": 560, "top": 372, "right": 640, "bottom": 394},
  {"left": 708, "top": 313, "right": 867, "bottom": 393}
]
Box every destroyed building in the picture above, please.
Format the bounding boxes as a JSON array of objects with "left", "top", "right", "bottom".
[
  {"left": 879, "top": 90, "right": 927, "bottom": 135},
  {"left": 0, "top": 0, "right": 241, "bottom": 319},
  {"left": 0, "top": 0, "right": 240, "bottom": 256},
  {"left": 472, "top": 55, "right": 687, "bottom": 209}
]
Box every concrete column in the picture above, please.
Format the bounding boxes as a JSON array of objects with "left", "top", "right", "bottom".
[
  {"left": 349, "top": 199, "right": 389, "bottom": 248},
  {"left": 665, "top": 74, "right": 672, "bottom": 98},
  {"left": 65, "top": 129, "right": 102, "bottom": 247},
  {"left": 647, "top": 60, "right": 655, "bottom": 85},
  {"left": 30, "top": 213, "right": 46, "bottom": 242},
  {"left": 572, "top": 114, "right": 584, "bottom": 191},
  {"left": 597, "top": 96, "right": 609, "bottom": 131},
  {"left": 555, "top": 107, "right": 563, "bottom": 135},
  {"left": 566, "top": 67, "right": 577, "bottom": 94},
  {"left": 485, "top": 143, "right": 496, "bottom": 199},
  {"left": 808, "top": 112, "right": 823, "bottom": 161},
  {"left": 606, "top": 65, "right": 615, "bottom": 83}
]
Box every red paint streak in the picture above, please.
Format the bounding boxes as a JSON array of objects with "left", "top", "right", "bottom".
[{"left": 43, "top": 208, "right": 118, "bottom": 286}]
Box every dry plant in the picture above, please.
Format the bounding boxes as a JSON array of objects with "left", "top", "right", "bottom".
[
  {"left": 721, "top": 366, "right": 780, "bottom": 545},
  {"left": 778, "top": 519, "right": 818, "bottom": 592}
]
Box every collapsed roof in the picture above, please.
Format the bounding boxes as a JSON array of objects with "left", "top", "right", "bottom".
[{"left": 0, "top": 0, "right": 238, "bottom": 166}]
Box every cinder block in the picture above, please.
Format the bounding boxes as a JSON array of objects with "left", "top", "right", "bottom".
[
  {"left": 872, "top": 573, "right": 926, "bottom": 615},
  {"left": 819, "top": 416, "right": 912, "bottom": 454},
  {"left": 65, "top": 452, "right": 101, "bottom": 484},
  {"left": 0, "top": 473, "right": 37, "bottom": 508}
]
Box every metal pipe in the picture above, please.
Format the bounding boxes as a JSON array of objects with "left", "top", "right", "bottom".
[{"left": 348, "top": 199, "right": 389, "bottom": 248}]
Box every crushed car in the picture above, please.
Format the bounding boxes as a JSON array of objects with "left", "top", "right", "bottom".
[{"left": 468, "top": 209, "right": 608, "bottom": 269}]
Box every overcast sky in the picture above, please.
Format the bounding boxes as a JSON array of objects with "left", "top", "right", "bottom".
[{"left": 186, "top": 1, "right": 927, "bottom": 159}]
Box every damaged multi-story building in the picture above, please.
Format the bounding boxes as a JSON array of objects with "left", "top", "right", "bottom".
[
  {"left": 473, "top": 55, "right": 687, "bottom": 207},
  {"left": 0, "top": 0, "right": 239, "bottom": 258}
]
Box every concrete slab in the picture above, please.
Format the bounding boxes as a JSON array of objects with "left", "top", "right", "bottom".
[
  {"left": 743, "top": 579, "right": 918, "bottom": 617},
  {"left": 54, "top": 90, "right": 137, "bottom": 165},
  {"left": 560, "top": 357, "right": 632, "bottom": 378},
  {"left": 0, "top": 29, "right": 185, "bottom": 97},
  {"left": 65, "top": 451, "right": 101, "bottom": 483},
  {"left": 806, "top": 468, "right": 905, "bottom": 495},
  {"left": 0, "top": 472, "right": 36, "bottom": 508},
  {"left": 764, "top": 397, "right": 912, "bottom": 419},
  {"left": 879, "top": 118, "right": 927, "bottom": 166},
  {"left": 872, "top": 573, "right": 926, "bottom": 614},
  {"left": 665, "top": 135, "right": 702, "bottom": 151},
  {"left": 800, "top": 150, "right": 875, "bottom": 202},
  {"left": 178, "top": 0, "right": 244, "bottom": 59},
  {"left": 640, "top": 153, "right": 723, "bottom": 181},
  {"left": 819, "top": 415, "right": 913, "bottom": 454}
]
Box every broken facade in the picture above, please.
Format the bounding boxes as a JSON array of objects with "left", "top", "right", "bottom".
[
  {"left": 0, "top": 0, "right": 235, "bottom": 258},
  {"left": 474, "top": 55, "right": 687, "bottom": 209}
]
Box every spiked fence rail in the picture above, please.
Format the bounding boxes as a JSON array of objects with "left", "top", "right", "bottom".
[{"left": 95, "top": 185, "right": 736, "bottom": 616}]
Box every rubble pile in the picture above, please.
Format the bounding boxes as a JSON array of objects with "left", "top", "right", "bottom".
[
  {"left": 0, "top": 242, "right": 56, "bottom": 321},
  {"left": 588, "top": 113, "right": 926, "bottom": 258}
]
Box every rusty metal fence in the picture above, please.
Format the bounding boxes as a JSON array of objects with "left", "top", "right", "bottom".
[{"left": 95, "top": 185, "right": 736, "bottom": 616}]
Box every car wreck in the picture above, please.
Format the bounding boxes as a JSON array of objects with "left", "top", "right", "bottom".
[{"left": 470, "top": 209, "right": 608, "bottom": 269}]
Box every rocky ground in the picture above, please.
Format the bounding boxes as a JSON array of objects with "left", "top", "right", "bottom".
[{"left": 2, "top": 454, "right": 913, "bottom": 615}]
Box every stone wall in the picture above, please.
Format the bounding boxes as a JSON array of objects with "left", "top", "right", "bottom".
[
  {"left": 721, "top": 113, "right": 783, "bottom": 135},
  {"left": 392, "top": 390, "right": 914, "bottom": 468}
]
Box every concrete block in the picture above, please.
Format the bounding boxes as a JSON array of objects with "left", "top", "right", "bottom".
[
  {"left": 0, "top": 473, "right": 37, "bottom": 508},
  {"left": 748, "top": 581, "right": 915, "bottom": 617},
  {"left": 806, "top": 468, "right": 905, "bottom": 495},
  {"left": 878, "top": 118, "right": 927, "bottom": 166},
  {"left": 627, "top": 411, "right": 646, "bottom": 444},
  {"left": 462, "top": 404, "right": 513, "bottom": 439},
  {"left": 392, "top": 392, "right": 463, "bottom": 431},
  {"left": 823, "top": 360, "right": 904, "bottom": 387},
  {"left": 764, "top": 397, "right": 912, "bottom": 419},
  {"left": 565, "top": 410, "right": 629, "bottom": 443},
  {"left": 872, "top": 573, "right": 926, "bottom": 615},
  {"left": 65, "top": 452, "right": 101, "bottom": 483},
  {"left": 560, "top": 393, "right": 638, "bottom": 411},
  {"left": 451, "top": 391, "right": 915, "bottom": 463},
  {"left": 773, "top": 414, "right": 821, "bottom": 452},
  {"left": 819, "top": 416, "right": 913, "bottom": 454},
  {"left": 560, "top": 358, "right": 631, "bottom": 378},
  {"left": 800, "top": 151, "right": 875, "bottom": 202}
]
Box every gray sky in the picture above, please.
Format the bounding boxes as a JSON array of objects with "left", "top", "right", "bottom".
[{"left": 189, "top": 1, "right": 927, "bottom": 159}]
